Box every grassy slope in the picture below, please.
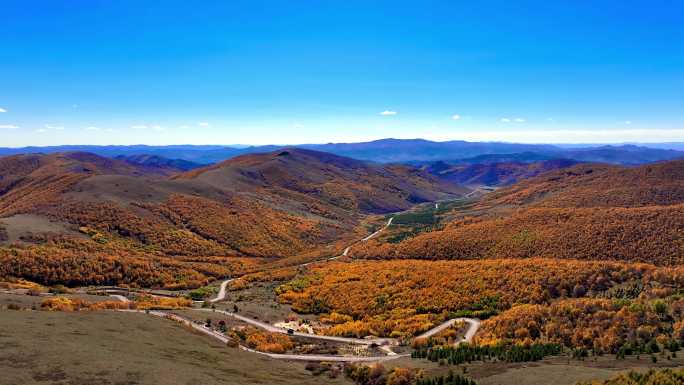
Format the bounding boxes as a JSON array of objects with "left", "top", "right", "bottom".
[{"left": 0, "top": 310, "right": 348, "bottom": 385}]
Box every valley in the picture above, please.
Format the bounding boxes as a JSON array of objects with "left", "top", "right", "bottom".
[
  {"left": 1, "top": 148, "right": 683, "bottom": 385},
  {"left": 3, "top": 2, "right": 682, "bottom": 383}
]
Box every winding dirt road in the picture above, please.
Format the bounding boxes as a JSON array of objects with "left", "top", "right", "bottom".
[
  {"left": 198, "top": 308, "right": 393, "bottom": 346},
  {"left": 122, "top": 309, "right": 413, "bottom": 362},
  {"left": 332, "top": 216, "right": 394, "bottom": 260},
  {"left": 116, "top": 308, "right": 478, "bottom": 362},
  {"left": 361, "top": 217, "right": 394, "bottom": 241},
  {"left": 108, "top": 294, "right": 130, "bottom": 303},
  {"left": 108, "top": 210, "right": 480, "bottom": 361},
  {"left": 209, "top": 279, "right": 233, "bottom": 303},
  {"left": 417, "top": 318, "right": 481, "bottom": 342}
]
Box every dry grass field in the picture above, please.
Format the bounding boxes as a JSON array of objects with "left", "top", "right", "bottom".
[{"left": 0, "top": 310, "right": 349, "bottom": 385}]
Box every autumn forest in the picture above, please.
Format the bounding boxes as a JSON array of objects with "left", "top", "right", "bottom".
[{"left": 1, "top": 148, "right": 684, "bottom": 385}]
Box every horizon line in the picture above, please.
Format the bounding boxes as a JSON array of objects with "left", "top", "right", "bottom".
[{"left": 1, "top": 137, "right": 684, "bottom": 150}]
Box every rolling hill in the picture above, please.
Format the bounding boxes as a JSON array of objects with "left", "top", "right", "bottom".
[
  {"left": 483, "top": 159, "right": 684, "bottom": 207},
  {"left": 177, "top": 148, "right": 465, "bottom": 213},
  {"left": 421, "top": 159, "right": 580, "bottom": 186},
  {"left": 0, "top": 152, "right": 178, "bottom": 216},
  {"left": 355, "top": 159, "right": 684, "bottom": 265},
  {"left": 115, "top": 154, "right": 204, "bottom": 171},
  {"left": 0, "top": 149, "right": 466, "bottom": 288}
]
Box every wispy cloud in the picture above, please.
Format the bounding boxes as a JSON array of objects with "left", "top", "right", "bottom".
[
  {"left": 379, "top": 110, "right": 397, "bottom": 116},
  {"left": 0, "top": 124, "right": 18, "bottom": 129},
  {"left": 624, "top": 120, "right": 632, "bottom": 125},
  {"left": 198, "top": 122, "right": 210, "bottom": 127},
  {"left": 131, "top": 124, "right": 148, "bottom": 129},
  {"left": 451, "top": 114, "right": 461, "bottom": 120},
  {"left": 294, "top": 123, "right": 304, "bottom": 128},
  {"left": 179, "top": 125, "right": 190, "bottom": 129},
  {"left": 45, "top": 124, "right": 65, "bottom": 130},
  {"left": 501, "top": 117, "right": 526, "bottom": 123},
  {"left": 0, "top": 108, "right": 7, "bottom": 113},
  {"left": 85, "top": 126, "right": 100, "bottom": 131},
  {"left": 151, "top": 125, "right": 164, "bottom": 131},
  {"left": 36, "top": 128, "right": 47, "bottom": 133}
]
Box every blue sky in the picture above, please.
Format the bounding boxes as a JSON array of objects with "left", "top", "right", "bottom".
[{"left": 1, "top": 0, "right": 683, "bottom": 146}]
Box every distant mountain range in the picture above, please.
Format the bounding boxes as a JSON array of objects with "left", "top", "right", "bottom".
[
  {"left": 421, "top": 158, "right": 581, "bottom": 186},
  {"left": 0, "top": 139, "right": 682, "bottom": 165},
  {"left": 114, "top": 154, "right": 204, "bottom": 171}
]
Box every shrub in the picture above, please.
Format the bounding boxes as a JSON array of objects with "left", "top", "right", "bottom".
[{"left": 244, "top": 328, "right": 294, "bottom": 353}]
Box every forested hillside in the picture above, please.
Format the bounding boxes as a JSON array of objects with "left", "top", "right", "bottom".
[
  {"left": 277, "top": 258, "right": 684, "bottom": 340},
  {"left": 355, "top": 159, "right": 684, "bottom": 265},
  {"left": 0, "top": 149, "right": 465, "bottom": 288},
  {"left": 483, "top": 160, "right": 684, "bottom": 208}
]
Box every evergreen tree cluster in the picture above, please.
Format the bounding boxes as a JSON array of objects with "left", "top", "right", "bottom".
[
  {"left": 415, "top": 371, "right": 477, "bottom": 385},
  {"left": 411, "top": 342, "right": 562, "bottom": 365},
  {"left": 615, "top": 338, "right": 679, "bottom": 359}
]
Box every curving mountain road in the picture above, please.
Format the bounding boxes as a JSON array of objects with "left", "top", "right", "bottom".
[
  {"left": 330, "top": 216, "right": 393, "bottom": 261},
  {"left": 198, "top": 308, "right": 393, "bottom": 346},
  {"left": 239, "top": 345, "right": 411, "bottom": 362},
  {"left": 108, "top": 294, "right": 130, "bottom": 303},
  {"left": 108, "top": 210, "right": 480, "bottom": 361},
  {"left": 120, "top": 308, "right": 413, "bottom": 362},
  {"left": 209, "top": 279, "right": 233, "bottom": 303},
  {"left": 417, "top": 318, "right": 480, "bottom": 344},
  {"left": 361, "top": 217, "right": 393, "bottom": 241},
  {"left": 116, "top": 308, "right": 478, "bottom": 362}
]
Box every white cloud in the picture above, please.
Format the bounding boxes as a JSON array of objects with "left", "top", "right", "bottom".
[
  {"left": 624, "top": 120, "right": 632, "bottom": 125},
  {"left": 294, "top": 123, "right": 304, "bottom": 128},
  {"left": 179, "top": 125, "right": 190, "bottom": 129},
  {"left": 105, "top": 128, "right": 117, "bottom": 132},
  {"left": 500, "top": 118, "right": 511, "bottom": 123},
  {"left": 0, "top": 124, "right": 18, "bottom": 129},
  {"left": 451, "top": 114, "right": 461, "bottom": 120},
  {"left": 45, "top": 124, "right": 64, "bottom": 130},
  {"left": 131, "top": 125, "right": 148, "bottom": 129},
  {"left": 36, "top": 128, "right": 47, "bottom": 133},
  {"left": 0, "top": 108, "right": 6, "bottom": 113},
  {"left": 379, "top": 110, "right": 397, "bottom": 116},
  {"left": 152, "top": 125, "right": 164, "bottom": 131},
  {"left": 85, "top": 126, "right": 100, "bottom": 131},
  {"left": 198, "top": 122, "right": 210, "bottom": 127},
  {"left": 514, "top": 118, "right": 526, "bottom": 123}
]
